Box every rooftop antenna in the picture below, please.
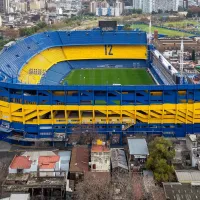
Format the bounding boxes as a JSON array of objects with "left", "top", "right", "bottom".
[
  {"left": 148, "top": 15, "right": 152, "bottom": 44},
  {"left": 180, "top": 35, "right": 184, "bottom": 84}
]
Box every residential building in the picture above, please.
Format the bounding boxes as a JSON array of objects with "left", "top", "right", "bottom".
[
  {"left": 163, "top": 182, "right": 200, "bottom": 200},
  {"left": 4, "top": 151, "right": 71, "bottom": 199},
  {"left": 110, "top": 148, "right": 128, "bottom": 174},
  {"left": 133, "top": 0, "right": 180, "bottom": 13},
  {"left": 153, "top": 37, "right": 200, "bottom": 53},
  {"left": 38, "top": 155, "right": 60, "bottom": 177},
  {"left": 91, "top": 0, "right": 124, "bottom": 16},
  {"left": 8, "top": 151, "right": 71, "bottom": 177},
  {"left": 0, "top": 0, "right": 10, "bottom": 13},
  {"left": 186, "top": 134, "right": 200, "bottom": 167},
  {"left": 90, "top": 1, "right": 97, "bottom": 13},
  {"left": 91, "top": 144, "right": 110, "bottom": 172},
  {"left": 69, "top": 146, "right": 89, "bottom": 180},
  {"left": 127, "top": 138, "right": 149, "bottom": 170}
]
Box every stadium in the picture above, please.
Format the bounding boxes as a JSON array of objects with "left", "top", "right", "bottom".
[{"left": 0, "top": 21, "right": 199, "bottom": 146}]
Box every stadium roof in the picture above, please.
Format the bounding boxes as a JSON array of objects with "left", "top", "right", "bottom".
[{"left": 128, "top": 138, "right": 149, "bottom": 156}]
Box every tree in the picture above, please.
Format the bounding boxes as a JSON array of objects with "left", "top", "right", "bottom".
[
  {"left": 192, "top": 49, "right": 196, "bottom": 61},
  {"left": 146, "top": 137, "right": 175, "bottom": 183},
  {"left": 75, "top": 172, "right": 112, "bottom": 200},
  {"left": 75, "top": 172, "right": 147, "bottom": 200}
]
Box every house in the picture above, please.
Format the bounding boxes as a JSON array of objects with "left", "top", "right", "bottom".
[
  {"left": 69, "top": 147, "right": 89, "bottom": 180},
  {"left": 127, "top": 138, "right": 149, "bottom": 170},
  {"left": 8, "top": 151, "right": 70, "bottom": 177},
  {"left": 110, "top": 148, "right": 128, "bottom": 174},
  {"left": 38, "top": 155, "right": 60, "bottom": 177},
  {"left": 9, "top": 156, "right": 32, "bottom": 174},
  {"left": 163, "top": 182, "right": 200, "bottom": 200},
  {"left": 186, "top": 134, "right": 200, "bottom": 167},
  {"left": 91, "top": 144, "right": 110, "bottom": 172}
]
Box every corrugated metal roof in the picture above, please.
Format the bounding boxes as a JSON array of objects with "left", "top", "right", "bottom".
[
  {"left": 175, "top": 170, "right": 200, "bottom": 183},
  {"left": 110, "top": 149, "right": 128, "bottom": 170},
  {"left": 128, "top": 138, "right": 149, "bottom": 155},
  {"left": 58, "top": 151, "right": 71, "bottom": 173}
]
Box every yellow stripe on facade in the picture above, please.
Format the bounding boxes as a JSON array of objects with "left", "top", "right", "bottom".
[
  {"left": 18, "top": 45, "right": 147, "bottom": 84},
  {"left": 1, "top": 100, "right": 200, "bottom": 125}
]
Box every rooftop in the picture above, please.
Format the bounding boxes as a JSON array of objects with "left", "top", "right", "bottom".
[
  {"left": 128, "top": 138, "right": 149, "bottom": 156},
  {"left": 27, "top": 176, "right": 65, "bottom": 187},
  {"left": 10, "top": 156, "right": 32, "bottom": 169},
  {"left": 70, "top": 147, "right": 89, "bottom": 173},
  {"left": 85, "top": 172, "right": 110, "bottom": 180},
  {"left": 91, "top": 145, "right": 110, "bottom": 153},
  {"left": 58, "top": 151, "right": 71, "bottom": 173},
  {"left": 38, "top": 155, "right": 60, "bottom": 169},
  {"left": 110, "top": 149, "right": 128, "bottom": 170},
  {"left": 10, "top": 194, "right": 30, "bottom": 200},
  {"left": 187, "top": 134, "right": 197, "bottom": 142},
  {"left": 6, "top": 173, "right": 29, "bottom": 182},
  {"left": 175, "top": 170, "right": 200, "bottom": 183},
  {"left": 163, "top": 182, "right": 200, "bottom": 200},
  {"left": 21, "top": 151, "right": 56, "bottom": 161}
]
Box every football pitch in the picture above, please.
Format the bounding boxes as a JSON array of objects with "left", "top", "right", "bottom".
[{"left": 62, "top": 68, "right": 155, "bottom": 85}]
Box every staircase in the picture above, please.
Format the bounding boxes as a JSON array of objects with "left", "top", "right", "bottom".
[{"left": 122, "top": 122, "right": 135, "bottom": 131}]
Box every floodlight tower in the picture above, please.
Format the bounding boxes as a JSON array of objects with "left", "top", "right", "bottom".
[
  {"left": 148, "top": 16, "right": 152, "bottom": 44},
  {"left": 180, "top": 38, "right": 184, "bottom": 84}
]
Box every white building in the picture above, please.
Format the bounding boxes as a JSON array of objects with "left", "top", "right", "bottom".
[
  {"left": 90, "top": 1, "right": 97, "bottom": 13},
  {"left": 91, "top": 145, "right": 110, "bottom": 172},
  {"left": 133, "top": 0, "right": 180, "bottom": 13},
  {"left": 186, "top": 134, "right": 200, "bottom": 167},
  {"left": 92, "top": 0, "right": 123, "bottom": 16},
  {"left": 0, "top": 0, "right": 10, "bottom": 13}
]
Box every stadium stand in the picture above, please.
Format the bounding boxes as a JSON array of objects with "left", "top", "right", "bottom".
[{"left": 40, "top": 61, "right": 71, "bottom": 85}]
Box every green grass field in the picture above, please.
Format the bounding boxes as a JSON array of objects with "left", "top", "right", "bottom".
[
  {"left": 62, "top": 68, "right": 155, "bottom": 85},
  {"left": 131, "top": 24, "right": 194, "bottom": 37},
  {"left": 163, "top": 20, "right": 198, "bottom": 28}
]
